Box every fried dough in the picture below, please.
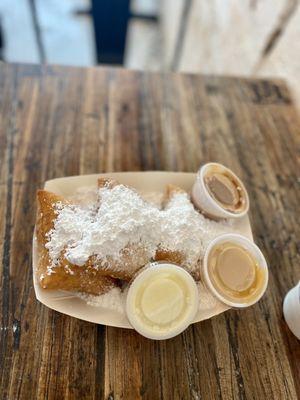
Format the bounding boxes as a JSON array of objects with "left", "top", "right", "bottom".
[
  {"left": 155, "top": 184, "right": 201, "bottom": 280},
  {"left": 36, "top": 190, "right": 116, "bottom": 295}
]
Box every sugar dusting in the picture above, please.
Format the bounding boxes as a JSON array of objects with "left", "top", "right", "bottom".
[
  {"left": 79, "top": 287, "right": 125, "bottom": 314},
  {"left": 46, "top": 186, "right": 160, "bottom": 267},
  {"left": 45, "top": 184, "right": 236, "bottom": 313},
  {"left": 46, "top": 185, "right": 236, "bottom": 273},
  {"left": 160, "top": 192, "right": 234, "bottom": 268}
]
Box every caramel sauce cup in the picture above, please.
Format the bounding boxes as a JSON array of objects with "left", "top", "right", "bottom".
[
  {"left": 202, "top": 233, "right": 268, "bottom": 308},
  {"left": 192, "top": 163, "right": 249, "bottom": 219}
]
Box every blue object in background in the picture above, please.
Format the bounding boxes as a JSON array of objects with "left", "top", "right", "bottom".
[{"left": 92, "top": 0, "right": 130, "bottom": 64}]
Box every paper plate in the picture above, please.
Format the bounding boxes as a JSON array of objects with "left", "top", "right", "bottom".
[{"left": 32, "top": 172, "right": 253, "bottom": 328}]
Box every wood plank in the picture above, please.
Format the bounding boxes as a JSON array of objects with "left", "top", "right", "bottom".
[{"left": 0, "top": 64, "right": 299, "bottom": 399}]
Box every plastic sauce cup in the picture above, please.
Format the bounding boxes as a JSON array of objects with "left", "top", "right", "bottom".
[
  {"left": 202, "top": 233, "right": 268, "bottom": 308},
  {"left": 126, "top": 262, "right": 199, "bottom": 340},
  {"left": 192, "top": 162, "right": 249, "bottom": 219}
]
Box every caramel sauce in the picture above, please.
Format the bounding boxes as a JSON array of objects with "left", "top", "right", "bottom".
[
  {"left": 204, "top": 166, "right": 247, "bottom": 214},
  {"left": 208, "top": 242, "right": 266, "bottom": 304}
]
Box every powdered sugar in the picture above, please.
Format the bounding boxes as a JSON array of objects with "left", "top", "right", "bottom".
[
  {"left": 45, "top": 202, "right": 96, "bottom": 266},
  {"left": 79, "top": 287, "right": 125, "bottom": 314},
  {"left": 160, "top": 192, "right": 234, "bottom": 269},
  {"left": 46, "top": 185, "right": 160, "bottom": 267},
  {"left": 45, "top": 185, "right": 237, "bottom": 275}
]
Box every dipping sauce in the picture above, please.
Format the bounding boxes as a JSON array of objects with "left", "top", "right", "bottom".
[
  {"left": 204, "top": 167, "right": 247, "bottom": 214},
  {"left": 126, "top": 263, "right": 199, "bottom": 340},
  {"left": 207, "top": 242, "right": 266, "bottom": 305}
]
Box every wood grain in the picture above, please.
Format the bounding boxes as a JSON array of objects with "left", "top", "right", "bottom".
[{"left": 0, "top": 63, "right": 299, "bottom": 400}]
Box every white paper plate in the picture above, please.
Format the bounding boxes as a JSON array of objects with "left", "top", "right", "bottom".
[{"left": 32, "top": 172, "right": 253, "bottom": 328}]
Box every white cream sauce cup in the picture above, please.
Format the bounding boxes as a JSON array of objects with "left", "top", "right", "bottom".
[{"left": 126, "top": 262, "right": 199, "bottom": 340}]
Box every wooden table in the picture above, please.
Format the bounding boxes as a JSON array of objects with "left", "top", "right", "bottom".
[{"left": 0, "top": 63, "right": 299, "bottom": 400}]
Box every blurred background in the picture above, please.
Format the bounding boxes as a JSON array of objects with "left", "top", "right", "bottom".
[{"left": 0, "top": 0, "right": 299, "bottom": 104}]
